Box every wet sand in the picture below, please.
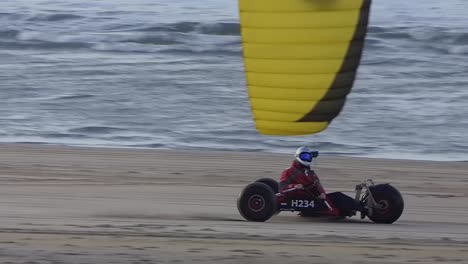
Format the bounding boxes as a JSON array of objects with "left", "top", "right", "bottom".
[{"left": 0, "top": 144, "right": 467, "bottom": 263}]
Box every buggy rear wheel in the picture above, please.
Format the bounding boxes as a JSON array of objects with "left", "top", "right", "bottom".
[
  {"left": 367, "top": 184, "right": 404, "bottom": 224},
  {"left": 255, "top": 178, "right": 279, "bottom": 194},
  {"left": 237, "top": 182, "right": 277, "bottom": 222}
]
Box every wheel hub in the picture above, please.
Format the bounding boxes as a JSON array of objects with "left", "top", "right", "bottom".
[
  {"left": 377, "top": 200, "right": 390, "bottom": 214},
  {"left": 248, "top": 195, "right": 265, "bottom": 212}
]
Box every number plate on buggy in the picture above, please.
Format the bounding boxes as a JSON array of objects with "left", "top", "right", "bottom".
[{"left": 290, "top": 200, "right": 315, "bottom": 208}]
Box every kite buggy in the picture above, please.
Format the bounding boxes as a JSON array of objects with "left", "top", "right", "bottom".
[{"left": 237, "top": 150, "right": 404, "bottom": 224}]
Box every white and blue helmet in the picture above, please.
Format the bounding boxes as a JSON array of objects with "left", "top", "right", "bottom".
[{"left": 294, "top": 146, "right": 318, "bottom": 166}]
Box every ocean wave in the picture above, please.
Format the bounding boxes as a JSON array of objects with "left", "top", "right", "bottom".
[
  {"left": 0, "top": 29, "right": 20, "bottom": 39},
  {"left": 0, "top": 12, "right": 23, "bottom": 20},
  {"left": 454, "top": 33, "right": 468, "bottom": 45},
  {"left": 0, "top": 30, "right": 92, "bottom": 50},
  {"left": 159, "top": 47, "right": 241, "bottom": 56},
  {"left": 55, "top": 94, "right": 96, "bottom": 100},
  {"left": 27, "top": 13, "right": 84, "bottom": 22},
  {"left": 0, "top": 39, "right": 91, "bottom": 50},
  {"left": 1, "top": 22, "right": 240, "bottom": 53},
  {"left": 121, "top": 34, "right": 185, "bottom": 45},
  {"left": 68, "top": 126, "right": 126, "bottom": 134},
  {"left": 369, "top": 26, "right": 468, "bottom": 45},
  {"left": 0, "top": 12, "right": 13, "bottom": 17},
  {"left": 42, "top": 133, "right": 91, "bottom": 139},
  {"left": 93, "top": 39, "right": 241, "bottom": 55},
  {"left": 122, "top": 23, "right": 468, "bottom": 46},
  {"left": 128, "top": 143, "right": 167, "bottom": 148},
  {"left": 137, "top": 22, "right": 240, "bottom": 36},
  {"left": 92, "top": 42, "right": 166, "bottom": 53},
  {"left": 448, "top": 46, "right": 468, "bottom": 54},
  {"left": 2, "top": 21, "right": 466, "bottom": 57},
  {"left": 8, "top": 94, "right": 95, "bottom": 104}
]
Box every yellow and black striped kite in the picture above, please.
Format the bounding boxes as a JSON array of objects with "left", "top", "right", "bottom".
[{"left": 239, "top": 0, "right": 372, "bottom": 135}]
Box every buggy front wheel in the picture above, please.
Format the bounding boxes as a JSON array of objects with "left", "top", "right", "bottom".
[{"left": 237, "top": 182, "right": 277, "bottom": 222}]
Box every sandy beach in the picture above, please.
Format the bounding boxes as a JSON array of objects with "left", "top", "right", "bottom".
[{"left": 0, "top": 143, "right": 467, "bottom": 263}]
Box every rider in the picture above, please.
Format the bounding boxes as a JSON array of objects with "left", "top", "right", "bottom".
[{"left": 279, "top": 146, "right": 326, "bottom": 199}]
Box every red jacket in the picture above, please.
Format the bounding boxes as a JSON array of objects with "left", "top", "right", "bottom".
[{"left": 279, "top": 160, "right": 325, "bottom": 195}]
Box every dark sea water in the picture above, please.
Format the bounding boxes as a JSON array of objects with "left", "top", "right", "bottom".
[{"left": 1, "top": 0, "right": 467, "bottom": 161}]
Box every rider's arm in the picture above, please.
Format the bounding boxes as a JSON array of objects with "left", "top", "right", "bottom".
[
  {"left": 314, "top": 175, "right": 326, "bottom": 194},
  {"left": 303, "top": 170, "right": 326, "bottom": 197}
]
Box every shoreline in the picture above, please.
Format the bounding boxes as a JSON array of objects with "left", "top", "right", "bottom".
[{"left": 1, "top": 142, "right": 466, "bottom": 162}]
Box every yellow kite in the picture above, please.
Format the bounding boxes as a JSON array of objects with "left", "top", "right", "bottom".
[{"left": 239, "top": 0, "right": 372, "bottom": 135}]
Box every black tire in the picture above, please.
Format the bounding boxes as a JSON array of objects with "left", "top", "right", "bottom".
[
  {"left": 255, "top": 178, "right": 279, "bottom": 194},
  {"left": 367, "top": 184, "right": 404, "bottom": 224},
  {"left": 237, "top": 182, "right": 277, "bottom": 222}
]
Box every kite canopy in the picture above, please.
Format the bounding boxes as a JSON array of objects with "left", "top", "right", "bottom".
[{"left": 239, "top": 0, "right": 372, "bottom": 135}]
